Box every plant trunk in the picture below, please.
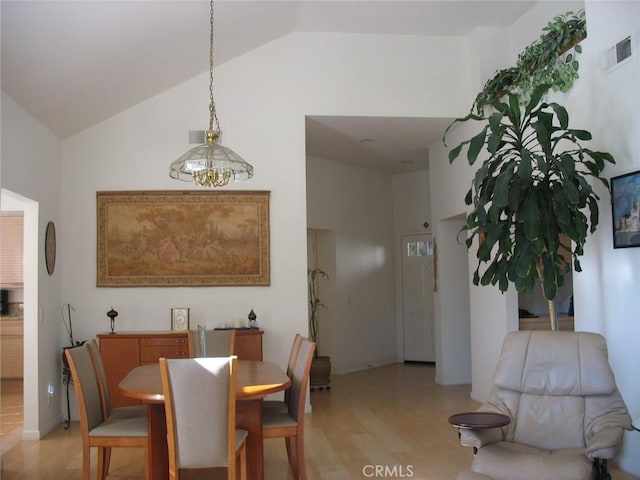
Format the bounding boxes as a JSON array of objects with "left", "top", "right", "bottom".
[
  {"left": 536, "top": 261, "right": 558, "bottom": 331},
  {"left": 546, "top": 298, "right": 558, "bottom": 331}
]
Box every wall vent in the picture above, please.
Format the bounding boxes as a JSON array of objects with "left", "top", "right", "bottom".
[{"left": 603, "top": 35, "right": 632, "bottom": 72}]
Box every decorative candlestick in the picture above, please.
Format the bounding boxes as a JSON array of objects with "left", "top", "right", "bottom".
[
  {"left": 107, "top": 307, "right": 118, "bottom": 334},
  {"left": 248, "top": 309, "right": 257, "bottom": 329}
]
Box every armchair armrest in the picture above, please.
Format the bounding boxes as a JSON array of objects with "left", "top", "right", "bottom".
[
  {"left": 459, "top": 426, "right": 504, "bottom": 449},
  {"left": 586, "top": 426, "right": 625, "bottom": 460}
]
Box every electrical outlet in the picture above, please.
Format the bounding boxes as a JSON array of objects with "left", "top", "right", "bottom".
[{"left": 47, "top": 384, "right": 55, "bottom": 405}]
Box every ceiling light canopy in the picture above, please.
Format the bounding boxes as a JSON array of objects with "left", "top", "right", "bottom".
[{"left": 169, "top": 0, "right": 253, "bottom": 188}]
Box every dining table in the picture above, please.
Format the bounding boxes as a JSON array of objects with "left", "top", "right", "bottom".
[{"left": 118, "top": 359, "right": 291, "bottom": 480}]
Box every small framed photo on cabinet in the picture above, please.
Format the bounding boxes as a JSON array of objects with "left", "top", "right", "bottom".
[{"left": 171, "top": 308, "right": 190, "bottom": 331}]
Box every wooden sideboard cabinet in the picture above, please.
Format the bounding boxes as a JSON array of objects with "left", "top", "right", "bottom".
[{"left": 98, "top": 332, "right": 188, "bottom": 407}]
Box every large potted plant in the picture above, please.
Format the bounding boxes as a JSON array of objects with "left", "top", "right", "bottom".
[
  {"left": 442, "top": 9, "right": 613, "bottom": 331},
  {"left": 444, "top": 84, "right": 614, "bottom": 330},
  {"left": 308, "top": 267, "right": 331, "bottom": 390}
]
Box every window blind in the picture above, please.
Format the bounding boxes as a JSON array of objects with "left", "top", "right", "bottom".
[{"left": 0, "top": 212, "right": 24, "bottom": 287}]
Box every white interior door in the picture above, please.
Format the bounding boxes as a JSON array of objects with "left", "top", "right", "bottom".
[{"left": 402, "top": 234, "right": 435, "bottom": 362}]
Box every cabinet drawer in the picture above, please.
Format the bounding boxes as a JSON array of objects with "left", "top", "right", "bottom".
[
  {"left": 140, "top": 345, "right": 188, "bottom": 363},
  {"left": 140, "top": 335, "right": 187, "bottom": 347}
]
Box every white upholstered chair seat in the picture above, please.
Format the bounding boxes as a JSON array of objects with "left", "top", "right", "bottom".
[
  {"left": 89, "top": 414, "right": 148, "bottom": 437},
  {"left": 262, "top": 410, "right": 298, "bottom": 429},
  {"left": 107, "top": 404, "right": 148, "bottom": 420},
  {"left": 472, "top": 441, "right": 591, "bottom": 480}
]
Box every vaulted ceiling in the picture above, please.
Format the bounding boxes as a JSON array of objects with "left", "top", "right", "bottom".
[{"left": 1, "top": 1, "right": 534, "bottom": 172}]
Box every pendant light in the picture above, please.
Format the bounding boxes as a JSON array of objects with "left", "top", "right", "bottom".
[{"left": 169, "top": 0, "right": 253, "bottom": 187}]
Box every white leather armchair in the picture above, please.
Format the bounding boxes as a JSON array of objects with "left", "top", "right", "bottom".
[{"left": 455, "top": 331, "right": 631, "bottom": 480}]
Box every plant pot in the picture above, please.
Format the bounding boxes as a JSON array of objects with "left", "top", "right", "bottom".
[{"left": 310, "top": 355, "right": 331, "bottom": 391}]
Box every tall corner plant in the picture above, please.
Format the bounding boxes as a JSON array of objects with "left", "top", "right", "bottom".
[
  {"left": 444, "top": 84, "right": 614, "bottom": 330},
  {"left": 308, "top": 267, "right": 328, "bottom": 357}
]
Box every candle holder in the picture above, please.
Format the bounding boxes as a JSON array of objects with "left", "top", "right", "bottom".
[
  {"left": 248, "top": 309, "right": 257, "bottom": 329},
  {"left": 107, "top": 307, "right": 118, "bottom": 334}
]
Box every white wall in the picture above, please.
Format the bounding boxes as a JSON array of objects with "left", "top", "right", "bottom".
[
  {"left": 1, "top": 92, "right": 62, "bottom": 439},
  {"left": 392, "top": 170, "right": 431, "bottom": 234},
  {"left": 60, "top": 32, "right": 471, "bottom": 382},
  {"left": 307, "top": 155, "right": 397, "bottom": 372},
  {"left": 566, "top": 1, "right": 640, "bottom": 474}
]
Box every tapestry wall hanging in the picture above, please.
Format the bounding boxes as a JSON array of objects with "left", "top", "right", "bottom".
[{"left": 97, "top": 190, "right": 270, "bottom": 286}]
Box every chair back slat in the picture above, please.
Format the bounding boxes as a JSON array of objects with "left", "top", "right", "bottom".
[
  {"left": 160, "top": 356, "right": 237, "bottom": 471},
  {"left": 284, "top": 334, "right": 304, "bottom": 404},
  {"left": 87, "top": 339, "right": 112, "bottom": 417},
  {"left": 288, "top": 339, "right": 316, "bottom": 421},
  {"left": 189, "top": 327, "right": 235, "bottom": 357},
  {"left": 65, "top": 344, "right": 104, "bottom": 431}
]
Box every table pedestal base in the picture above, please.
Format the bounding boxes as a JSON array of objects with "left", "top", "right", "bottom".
[
  {"left": 145, "top": 400, "right": 265, "bottom": 480},
  {"left": 237, "top": 399, "right": 264, "bottom": 480}
]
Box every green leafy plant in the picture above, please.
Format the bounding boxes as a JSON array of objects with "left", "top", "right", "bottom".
[
  {"left": 444, "top": 84, "right": 614, "bottom": 330},
  {"left": 473, "top": 10, "right": 586, "bottom": 114},
  {"left": 308, "top": 267, "right": 329, "bottom": 356}
]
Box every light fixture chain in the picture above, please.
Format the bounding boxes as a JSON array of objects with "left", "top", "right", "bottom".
[
  {"left": 209, "top": 0, "right": 221, "bottom": 135},
  {"left": 169, "top": 0, "right": 253, "bottom": 187}
]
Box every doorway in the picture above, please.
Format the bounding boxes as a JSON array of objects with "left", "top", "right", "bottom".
[
  {"left": 401, "top": 233, "right": 435, "bottom": 362},
  {"left": 1, "top": 188, "right": 39, "bottom": 441}
]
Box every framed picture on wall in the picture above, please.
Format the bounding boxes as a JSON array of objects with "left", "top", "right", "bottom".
[
  {"left": 96, "top": 190, "right": 270, "bottom": 286},
  {"left": 611, "top": 169, "right": 640, "bottom": 248}
]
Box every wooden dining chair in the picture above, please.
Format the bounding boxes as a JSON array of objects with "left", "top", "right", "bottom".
[
  {"left": 263, "top": 333, "right": 304, "bottom": 413},
  {"left": 65, "top": 343, "right": 150, "bottom": 480},
  {"left": 160, "top": 356, "right": 247, "bottom": 480},
  {"left": 262, "top": 338, "right": 316, "bottom": 480},
  {"left": 87, "top": 339, "right": 146, "bottom": 420},
  {"left": 189, "top": 326, "right": 236, "bottom": 358},
  {"left": 85, "top": 339, "right": 147, "bottom": 476}
]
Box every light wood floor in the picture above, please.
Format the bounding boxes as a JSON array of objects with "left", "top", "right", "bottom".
[{"left": 1, "top": 364, "right": 638, "bottom": 479}]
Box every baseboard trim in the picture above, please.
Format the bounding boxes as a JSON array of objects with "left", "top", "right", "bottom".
[{"left": 333, "top": 358, "right": 400, "bottom": 376}]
